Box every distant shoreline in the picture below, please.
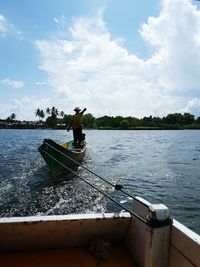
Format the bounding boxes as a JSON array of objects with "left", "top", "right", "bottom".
[
  {"left": 2, "top": 111, "right": 200, "bottom": 130},
  {"left": 1, "top": 125, "right": 200, "bottom": 130}
]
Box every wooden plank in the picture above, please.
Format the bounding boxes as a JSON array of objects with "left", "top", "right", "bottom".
[
  {"left": 170, "top": 220, "right": 200, "bottom": 266},
  {"left": 0, "top": 213, "right": 131, "bottom": 251},
  {"left": 145, "top": 225, "right": 171, "bottom": 267},
  {"left": 169, "top": 246, "right": 194, "bottom": 267},
  {"left": 129, "top": 197, "right": 171, "bottom": 267},
  {"left": 126, "top": 217, "right": 146, "bottom": 267}
]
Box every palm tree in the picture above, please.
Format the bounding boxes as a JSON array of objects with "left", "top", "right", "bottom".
[
  {"left": 51, "top": 106, "right": 56, "bottom": 116},
  {"left": 35, "top": 108, "right": 41, "bottom": 119},
  {"left": 35, "top": 109, "right": 45, "bottom": 121},
  {"left": 60, "top": 111, "right": 65, "bottom": 118},
  {"left": 6, "top": 113, "right": 16, "bottom": 123},
  {"left": 51, "top": 106, "right": 58, "bottom": 118},
  {"left": 40, "top": 110, "right": 45, "bottom": 121},
  {"left": 55, "top": 108, "right": 59, "bottom": 117},
  {"left": 10, "top": 113, "right": 16, "bottom": 121},
  {"left": 46, "top": 107, "right": 51, "bottom": 115}
]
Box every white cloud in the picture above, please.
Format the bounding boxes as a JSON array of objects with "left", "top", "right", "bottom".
[
  {"left": 12, "top": 99, "right": 22, "bottom": 108},
  {"left": 34, "top": 0, "right": 200, "bottom": 118},
  {"left": 1, "top": 0, "right": 199, "bottom": 121},
  {"left": 0, "top": 14, "right": 8, "bottom": 34},
  {"left": 0, "top": 99, "right": 23, "bottom": 120},
  {"left": 181, "top": 98, "right": 200, "bottom": 115},
  {"left": 0, "top": 14, "right": 8, "bottom": 36},
  {"left": 18, "top": 1, "right": 199, "bottom": 118},
  {"left": 140, "top": 0, "right": 200, "bottom": 94},
  {"left": 53, "top": 15, "right": 66, "bottom": 25},
  {"left": 0, "top": 13, "right": 23, "bottom": 39},
  {"left": 35, "top": 81, "right": 47, "bottom": 86},
  {"left": 1, "top": 78, "right": 25, "bottom": 88},
  {"left": 0, "top": 97, "right": 52, "bottom": 121}
]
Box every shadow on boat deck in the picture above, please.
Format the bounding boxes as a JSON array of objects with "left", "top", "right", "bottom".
[{"left": 0, "top": 244, "right": 137, "bottom": 267}]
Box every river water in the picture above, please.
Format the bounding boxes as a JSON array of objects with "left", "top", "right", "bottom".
[{"left": 0, "top": 129, "right": 200, "bottom": 234}]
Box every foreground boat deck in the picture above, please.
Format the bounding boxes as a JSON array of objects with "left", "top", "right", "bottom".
[
  {"left": 1, "top": 198, "right": 199, "bottom": 267},
  {"left": 0, "top": 245, "right": 136, "bottom": 267}
]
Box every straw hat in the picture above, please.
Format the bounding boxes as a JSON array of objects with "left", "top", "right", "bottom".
[{"left": 74, "top": 107, "right": 81, "bottom": 111}]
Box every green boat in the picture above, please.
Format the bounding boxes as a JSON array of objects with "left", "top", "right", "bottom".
[{"left": 38, "top": 139, "right": 86, "bottom": 178}]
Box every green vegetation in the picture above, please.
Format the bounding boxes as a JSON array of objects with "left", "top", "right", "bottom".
[
  {"left": 0, "top": 108, "right": 200, "bottom": 130},
  {"left": 6, "top": 113, "right": 16, "bottom": 123}
]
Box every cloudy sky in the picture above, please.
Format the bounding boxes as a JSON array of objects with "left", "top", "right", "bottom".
[{"left": 1, "top": 0, "right": 200, "bottom": 120}]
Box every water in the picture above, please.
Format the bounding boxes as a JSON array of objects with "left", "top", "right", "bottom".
[{"left": 0, "top": 129, "right": 200, "bottom": 234}]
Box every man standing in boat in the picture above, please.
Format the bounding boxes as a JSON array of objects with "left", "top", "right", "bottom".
[{"left": 67, "top": 107, "right": 87, "bottom": 148}]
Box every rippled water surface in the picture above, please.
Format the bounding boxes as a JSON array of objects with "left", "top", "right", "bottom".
[{"left": 0, "top": 129, "right": 200, "bottom": 234}]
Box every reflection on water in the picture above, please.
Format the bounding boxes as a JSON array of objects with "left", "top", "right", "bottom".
[{"left": 0, "top": 129, "right": 200, "bottom": 234}]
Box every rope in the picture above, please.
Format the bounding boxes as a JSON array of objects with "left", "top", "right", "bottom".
[
  {"left": 40, "top": 147, "right": 147, "bottom": 224},
  {"left": 43, "top": 141, "right": 134, "bottom": 199}
]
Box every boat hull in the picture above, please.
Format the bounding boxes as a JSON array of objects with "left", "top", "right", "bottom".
[
  {"left": 38, "top": 139, "right": 86, "bottom": 178},
  {"left": 0, "top": 197, "right": 199, "bottom": 267}
]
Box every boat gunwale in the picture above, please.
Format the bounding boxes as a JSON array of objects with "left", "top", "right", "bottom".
[{"left": 0, "top": 212, "right": 131, "bottom": 224}]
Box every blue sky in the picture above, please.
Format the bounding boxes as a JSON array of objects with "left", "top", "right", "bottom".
[{"left": 1, "top": 0, "right": 200, "bottom": 120}]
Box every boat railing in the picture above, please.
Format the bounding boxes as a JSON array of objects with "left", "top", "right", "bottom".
[{"left": 40, "top": 141, "right": 172, "bottom": 228}]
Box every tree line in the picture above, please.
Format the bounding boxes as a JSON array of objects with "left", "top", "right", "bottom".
[
  {"left": 1, "top": 107, "right": 200, "bottom": 129},
  {"left": 35, "top": 107, "right": 200, "bottom": 129}
]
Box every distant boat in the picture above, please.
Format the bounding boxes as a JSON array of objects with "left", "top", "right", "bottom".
[
  {"left": 0, "top": 196, "right": 199, "bottom": 267},
  {"left": 38, "top": 138, "right": 86, "bottom": 178}
]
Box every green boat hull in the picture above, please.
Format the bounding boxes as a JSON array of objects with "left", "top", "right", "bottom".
[{"left": 38, "top": 139, "right": 86, "bottom": 178}]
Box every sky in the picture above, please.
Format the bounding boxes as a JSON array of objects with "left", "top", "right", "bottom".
[{"left": 1, "top": 0, "right": 200, "bottom": 120}]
